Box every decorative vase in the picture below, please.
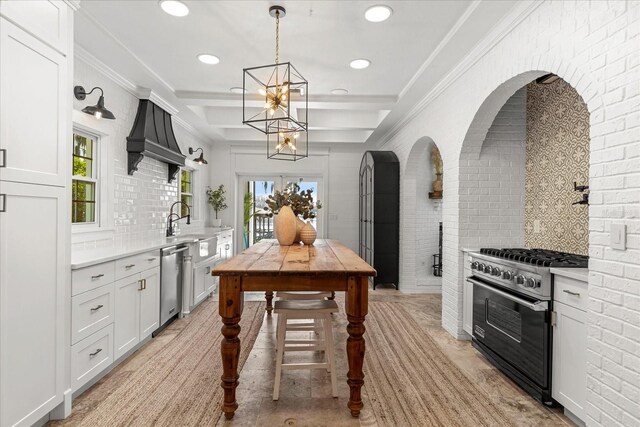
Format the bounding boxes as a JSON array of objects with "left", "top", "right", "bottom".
[
  {"left": 274, "top": 206, "right": 296, "bottom": 246},
  {"left": 294, "top": 217, "right": 305, "bottom": 243},
  {"left": 212, "top": 218, "right": 222, "bottom": 227},
  {"left": 300, "top": 222, "right": 317, "bottom": 245}
]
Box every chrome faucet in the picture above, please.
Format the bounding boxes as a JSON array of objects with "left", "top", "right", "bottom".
[{"left": 166, "top": 201, "right": 191, "bottom": 237}]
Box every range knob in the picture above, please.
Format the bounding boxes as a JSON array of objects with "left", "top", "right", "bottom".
[
  {"left": 524, "top": 277, "right": 537, "bottom": 288},
  {"left": 485, "top": 265, "right": 494, "bottom": 275},
  {"left": 492, "top": 267, "right": 501, "bottom": 276},
  {"left": 515, "top": 274, "right": 526, "bottom": 285},
  {"left": 501, "top": 271, "right": 514, "bottom": 280},
  {"left": 471, "top": 262, "right": 479, "bottom": 270},
  {"left": 478, "top": 263, "right": 486, "bottom": 273}
]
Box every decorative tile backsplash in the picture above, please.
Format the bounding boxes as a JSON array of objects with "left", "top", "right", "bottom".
[{"left": 524, "top": 78, "right": 589, "bottom": 255}]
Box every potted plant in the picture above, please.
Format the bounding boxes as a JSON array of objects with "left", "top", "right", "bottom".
[
  {"left": 265, "top": 183, "right": 322, "bottom": 245},
  {"left": 206, "top": 184, "right": 228, "bottom": 227}
]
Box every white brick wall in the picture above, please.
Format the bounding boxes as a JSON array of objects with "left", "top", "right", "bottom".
[
  {"left": 380, "top": 1, "right": 640, "bottom": 425},
  {"left": 72, "top": 58, "right": 213, "bottom": 250}
]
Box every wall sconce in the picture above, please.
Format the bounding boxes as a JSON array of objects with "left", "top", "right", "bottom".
[
  {"left": 188, "top": 147, "right": 208, "bottom": 164},
  {"left": 74, "top": 86, "right": 116, "bottom": 120}
]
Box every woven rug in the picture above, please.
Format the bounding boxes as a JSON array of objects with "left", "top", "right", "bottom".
[
  {"left": 56, "top": 299, "right": 265, "bottom": 427},
  {"left": 364, "top": 301, "right": 516, "bottom": 427}
]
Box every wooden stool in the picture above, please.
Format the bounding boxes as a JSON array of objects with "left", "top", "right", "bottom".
[
  {"left": 273, "top": 299, "right": 339, "bottom": 400},
  {"left": 276, "top": 291, "right": 332, "bottom": 300}
]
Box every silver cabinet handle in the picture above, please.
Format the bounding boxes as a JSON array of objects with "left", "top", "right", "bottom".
[
  {"left": 125, "top": 264, "right": 135, "bottom": 269},
  {"left": 225, "top": 244, "right": 230, "bottom": 250},
  {"left": 563, "top": 289, "right": 581, "bottom": 296},
  {"left": 138, "top": 279, "right": 144, "bottom": 291},
  {"left": 0, "top": 149, "right": 6, "bottom": 167},
  {"left": 0, "top": 194, "right": 5, "bottom": 213},
  {"left": 90, "top": 304, "right": 104, "bottom": 312},
  {"left": 91, "top": 274, "right": 104, "bottom": 280},
  {"left": 89, "top": 348, "right": 102, "bottom": 357},
  {"left": 147, "top": 258, "right": 156, "bottom": 261}
]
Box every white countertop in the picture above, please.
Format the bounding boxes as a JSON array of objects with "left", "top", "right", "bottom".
[
  {"left": 71, "top": 227, "right": 233, "bottom": 270},
  {"left": 550, "top": 267, "right": 589, "bottom": 282}
]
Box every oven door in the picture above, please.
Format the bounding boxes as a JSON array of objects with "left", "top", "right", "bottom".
[{"left": 469, "top": 277, "right": 550, "bottom": 391}]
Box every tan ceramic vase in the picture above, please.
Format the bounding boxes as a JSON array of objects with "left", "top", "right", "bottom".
[
  {"left": 300, "top": 221, "right": 317, "bottom": 245},
  {"left": 294, "top": 217, "right": 305, "bottom": 243},
  {"left": 275, "top": 206, "right": 297, "bottom": 246}
]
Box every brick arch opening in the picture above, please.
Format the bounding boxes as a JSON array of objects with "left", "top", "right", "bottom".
[
  {"left": 449, "top": 68, "right": 598, "bottom": 337},
  {"left": 401, "top": 136, "right": 443, "bottom": 292}
]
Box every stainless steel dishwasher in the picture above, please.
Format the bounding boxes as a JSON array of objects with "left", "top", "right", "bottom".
[{"left": 158, "top": 245, "right": 188, "bottom": 331}]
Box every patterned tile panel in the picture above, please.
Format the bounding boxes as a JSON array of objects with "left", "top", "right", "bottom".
[{"left": 524, "top": 79, "right": 589, "bottom": 255}]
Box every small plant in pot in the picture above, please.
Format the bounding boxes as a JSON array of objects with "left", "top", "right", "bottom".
[{"left": 206, "top": 184, "right": 228, "bottom": 227}]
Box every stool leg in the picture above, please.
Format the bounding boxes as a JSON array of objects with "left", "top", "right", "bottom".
[
  {"left": 323, "top": 314, "right": 338, "bottom": 397},
  {"left": 273, "top": 313, "right": 286, "bottom": 400}
]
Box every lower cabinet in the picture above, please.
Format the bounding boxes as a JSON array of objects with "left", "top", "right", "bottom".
[
  {"left": 114, "top": 267, "right": 160, "bottom": 360},
  {"left": 193, "top": 262, "right": 217, "bottom": 306},
  {"left": 71, "top": 324, "right": 114, "bottom": 391},
  {"left": 552, "top": 275, "right": 587, "bottom": 423}
]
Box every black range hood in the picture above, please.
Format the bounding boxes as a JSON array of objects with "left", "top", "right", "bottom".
[{"left": 127, "top": 99, "right": 186, "bottom": 182}]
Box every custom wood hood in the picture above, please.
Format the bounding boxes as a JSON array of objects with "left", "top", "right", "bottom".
[{"left": 126, "top": 99, "right": 186, "bottom": 182}]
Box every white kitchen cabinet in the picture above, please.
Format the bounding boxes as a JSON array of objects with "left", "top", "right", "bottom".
[
  {"left": 0, "top": 181, "right": 66, "bottom": 426},
  {"left": 0, "top": 16, "right": 68, "bottom": 188},
  {"left": 70, "top": 324, "right": 114, "bottom": 392},
  {"left": 462, "top": 251, "right": 473, "bottom": 336},
  {"left": 114, "top": 267, "right": 160, "bottom": 360},
  {"left": 552, "top": 274, "right": 587, "bottom": 424}
]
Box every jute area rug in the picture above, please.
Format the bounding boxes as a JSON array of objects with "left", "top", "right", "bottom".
[
  {"left": 364, "top": 301, "right": 516, "bottom": 427},
  {"left": 55, "top": 299, "right": 264, "bottom": 427}
]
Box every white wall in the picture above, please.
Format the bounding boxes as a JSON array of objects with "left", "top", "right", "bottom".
[
  {"left": 72, "top": 57, "right": 213, "bottom": 250},
  {"left": 379, "top": 1, "right": 640, "bottom": 425},
  {"left": 208, "top": 142, "right": 366, "bottom": 254}
]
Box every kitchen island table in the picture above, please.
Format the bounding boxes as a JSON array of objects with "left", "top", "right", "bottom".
[{"left": 212, "top": 239, "right": 376, "bottom": 419}]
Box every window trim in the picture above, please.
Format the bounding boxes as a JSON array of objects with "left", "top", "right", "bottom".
[
  {"left": 179, "top": 168, "right": 197, "bottom": 221},
  {"left": 72, "top": 130, "right": 100, "bottom": 227}
]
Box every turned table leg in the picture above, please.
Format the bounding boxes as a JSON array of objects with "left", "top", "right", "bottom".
[
  {"left": 219, "top": 276, "right": 243, "bottom": 419},
  {"left": 345, "top": 276, "right": 368, "bottom": 417},
  {"left": 265, "top": 290, "right": 274, "bottom": 315}
]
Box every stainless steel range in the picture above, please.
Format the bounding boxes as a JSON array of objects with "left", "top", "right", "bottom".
[{"left": 467, "top": 248, "right": 588, "bottom": 406}]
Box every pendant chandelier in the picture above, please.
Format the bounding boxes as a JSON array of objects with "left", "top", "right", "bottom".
[{"left": 242, "top": 5, "right": 308, "bottom": 161}]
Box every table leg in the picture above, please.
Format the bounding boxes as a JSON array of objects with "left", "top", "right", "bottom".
[
  {"left": 345, "top": 276, "right": 368, "bottom": 417},
  {"left": 265, "top": 290, "right": 274, "bottom": 315},
  {"left": 219, "top": 276, "right": 243, "bottom": 420}
]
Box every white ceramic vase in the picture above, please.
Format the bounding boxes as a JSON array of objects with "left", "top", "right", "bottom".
[{"left": 274, "top": 206, "right": 297, "bottom": 246}]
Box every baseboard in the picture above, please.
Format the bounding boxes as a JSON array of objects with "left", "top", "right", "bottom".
[{"left": 49, "top": 388, "right": 72, "bottom": 420}]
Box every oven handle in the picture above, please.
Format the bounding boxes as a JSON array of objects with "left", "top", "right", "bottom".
[{"left": 466, "top": 278, "right": 549, "bottom": 312}]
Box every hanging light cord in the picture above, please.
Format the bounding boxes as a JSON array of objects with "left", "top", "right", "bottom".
[{"left": 275, "top": 10, "right": 280, "bottom": 64}]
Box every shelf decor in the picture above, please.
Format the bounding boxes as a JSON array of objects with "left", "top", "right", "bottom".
[{"left": 242, "top": 6, "right": 308, "bottom": 161}]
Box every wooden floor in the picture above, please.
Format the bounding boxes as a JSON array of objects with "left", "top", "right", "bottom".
[{"left": 56, "top": 288, "right": 574, "bottom": 427}]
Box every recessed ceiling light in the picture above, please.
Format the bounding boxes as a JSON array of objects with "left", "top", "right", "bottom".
[
  {"left": 365, "top": 5, "right": 393, "bottom": 22},
  {"left": 159, "top": 0, "right": 189, "bottom": 17},
  {"left": 230, "top": 87, "right": 246, "bottom": 94},
  {"left": 197, "top": 54, "right": 220, "bottom": 65},
  {"left": 331, "top": 88, "right": 349, "bottom": 95},
  {"left": 350, "top": 59, "right": 371, "bottom": 69}
]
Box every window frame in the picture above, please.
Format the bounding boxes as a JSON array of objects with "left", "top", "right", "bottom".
[
  {"left": 179, "top": 168, "right": 197, "bottom": 220},
  {"left": 72, "top": 130, "right": 100, "bottom": 227}
]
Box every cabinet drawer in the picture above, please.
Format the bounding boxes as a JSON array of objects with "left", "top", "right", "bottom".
[
  {"left": 71, "top": 283, "right": 114, "bottom": 344},
  {"left": 115, "top": 250, "right": 160, "bottom": 280},
  {"left": 219, "top": 231, "right": 232, "bottom": 243},
  {"left": 72, "top": 261, "right": 115, "bottom": 296},
  {"left": 554, "top": 275, "right": 588, "bottom": 311},
  {"left": 71, "top": 324, "right": 114, "bottom": 391}
]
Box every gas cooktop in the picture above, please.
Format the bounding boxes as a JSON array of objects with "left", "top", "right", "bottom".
[{"left": 479, "top": 248, "right": 588, "bottom": 268}]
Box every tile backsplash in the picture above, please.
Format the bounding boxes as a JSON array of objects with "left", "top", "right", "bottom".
[{"left": 524, "top": 78, "right": 589, "bottom": 255}]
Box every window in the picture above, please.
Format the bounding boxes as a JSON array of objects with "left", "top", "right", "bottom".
[
  {"left": 180, "top": 169, "right": 194, "bottom": 217},
  {"left": 72, "top": 132, "right": 99, "bottom": 224}
]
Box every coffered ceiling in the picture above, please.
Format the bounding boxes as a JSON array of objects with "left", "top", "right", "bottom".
[{"left": 75, "top": 1, "right": 519, "bottom": 146}]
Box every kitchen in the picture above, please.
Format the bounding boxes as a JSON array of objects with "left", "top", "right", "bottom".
[{"left": 0, "top": 1, "right": 639, "bottom": 427}]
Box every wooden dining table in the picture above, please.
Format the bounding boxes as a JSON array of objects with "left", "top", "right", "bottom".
[{"left": 212, "top": 239, "right": 376, "bottom": 419}]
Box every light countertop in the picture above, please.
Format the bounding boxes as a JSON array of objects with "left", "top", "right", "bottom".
[
  {"left": 550, "top": 267, "right": 588, "bottom": 282},
  {"left": 71, "top": 227, "right": 233, "bottom": 270}
]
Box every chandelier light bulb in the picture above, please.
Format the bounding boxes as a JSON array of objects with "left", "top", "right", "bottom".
[{"left": 259, "top": 88, "right": 267, "bottom": 96}]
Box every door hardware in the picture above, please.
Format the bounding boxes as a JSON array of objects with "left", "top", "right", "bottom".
[
  {"left": 551, "top": 311, "right": 557, "bottom": 327},
  {"left": 0, "top": 194, "right": 5, "bottom": 212},
  {"left": 138, "top": 279, "right": 144, "bottom": 291},
  {"left": 562, "top": 290, "right": 580, "bottom": 296},
  {"left": 143, "top": 278, "right": 147, "bottom": 290},
  {"left": 91, "top": 274, "right": 104, "bottom": 279},
  {"left": 147, "top": 258, "right": 156, "bottom": 261},
  {"left": 89, "top": 348, "right": 102, "bottom": 357},
  {"left": 90, "top": 304, "right": 104, "bottom": 312},
  {"left": 0, "top": 149, "right": 6, "bottom": 167},
  {"left": 125, "top": 264, "right": 136, "bottom": 269}
]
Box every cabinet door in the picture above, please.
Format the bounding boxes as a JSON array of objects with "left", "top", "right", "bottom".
[
  {"left": 552, "top": 301, "right": 586, "bottom": 420},
  {"left": 0, "top": 18, "right": 68, "bottom": 187},
  {"left": 139, "top": 268, "right": 160, "bottom": 340},
  {"left": 0, "top": 182, "right": 66, "bottom": 427},
  {"left": 114, "top": 276, "right": 141, "bottom": 360},
  {"left": 193, "top": 266, "right": 208, "bottom": 305}
]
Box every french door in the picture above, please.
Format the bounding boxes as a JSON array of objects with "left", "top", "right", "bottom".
[{"left": 238, "top": 175, "right": 323, "bottom": 249}]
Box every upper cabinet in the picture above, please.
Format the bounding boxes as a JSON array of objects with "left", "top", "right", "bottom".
[
  {"left": 0, "top": 0, "right": 70, "bottom": 56},
  {"left": 0, "top": 17, "right": 68, "bottom": 187}
]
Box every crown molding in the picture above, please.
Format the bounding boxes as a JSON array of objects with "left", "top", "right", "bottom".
[
  {"left": 75, "top": 44, "right": 139, "bottom": 97},
  {"left": 378, "top": 0, "right": 542, "bottom": 148},
  {"left": 136, "top": 88, "right": 179, "bottom": 115},
  {"left": 63, "top": 0, "right": 81, "bottom": 11}
]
